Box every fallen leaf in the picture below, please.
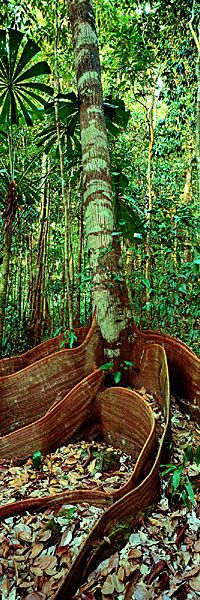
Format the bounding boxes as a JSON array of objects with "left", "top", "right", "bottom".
[
  {"left": 81, "top": 593, "right": 96, "bottom": 600},
  {"left": 34, "top": 555, "right": 57, "bottom": 574},
  {"left": 25, "top": 594, "right": 46, "bottom": 600},
  {"left": 189, "top": 575, "right": 200, "bottom": 592},
  {"left": 101, "top": 577, "right": 115, "bottom": 595},
  {"left": 38, "top": 530, "right": 52, "bottom": 542},
  {"left": 194, "top": 540, "right": 200, "bottom": 552},
  {"left": 60, "top": 529, "right": 73, "bottom": 546},
  {"left": 128, "top": 548, "right": 142, "bottom": 559},
  {"left": 29, "top": 543, "right": 44, "bottom": 559}
]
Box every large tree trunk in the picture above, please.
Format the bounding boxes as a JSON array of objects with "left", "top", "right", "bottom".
[{"left": 67, "top": 0, "right": 135, "bottom": 363}]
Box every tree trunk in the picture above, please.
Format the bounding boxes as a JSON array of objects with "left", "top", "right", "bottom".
[
  {"left": 189, "top": 5, "right": 200, "bottom": 199},
  {"left": 76, "top": 201, "right": 83, "bottom": 326},
  {"left": 54, "top": 0, "right": 74, "bottom": 331},
  {"left": 67, "top": 0, "right": 135, "bottom": 362},
  {"left": 0, "top": 180, "right": 17, "bottom": 355}
]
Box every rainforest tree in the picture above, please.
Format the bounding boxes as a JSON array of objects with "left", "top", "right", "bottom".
[{"left": 67, "top": 0, "right": 135, "bottom": 365}]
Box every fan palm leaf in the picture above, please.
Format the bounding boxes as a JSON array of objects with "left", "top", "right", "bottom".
[{"left": 0, "top": 29, "right": 53, "bottom": 126}]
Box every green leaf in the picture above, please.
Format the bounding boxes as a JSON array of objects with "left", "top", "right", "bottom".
[
  {"left": 184, "top": 445, "right": 193, "bottom": 465},
  {"left": 99, "top": 362, "right": 114, "bottom": 371},
  {"left": 15, "top": 91, "right": 33, "bottom": 125},
  {"left": 0, "top": 30, "right": 51, "bottom": 126},
  {"left": 0, "top": 92, "right": 10, "bottom": 124},
  {"left": 59, "top": 333, "right": 67, "bottom": 349},
  {"left": 181, "top": 489, "right": 190, "bottom": 507},
  {"left": 8, "top": 29, "right": 23, "bottom": 74},
  {"left": 21, "top": 82, "right": 54, "bottom": 96},
  {"left": 185, "top": 477, "right": 195, "bottom": 503},
  {"left": 123, "top": 360, "right": 135, "bottom": 367},
  {"left": 68, "top": 330, "right": 77, "bottom": 349},
  {"left": 13, "top": 37, "right": 41, "bottom": 80},
  {"left": 195, "top": 445, "right": 200, "bottom": 466},
  {"left": 161, "top": 464, "right": 177, "bottom": 475},
  {"left": 15, "top": 61, "right": 51, "bottom": 84},
  {"left": 32, "top": 450, "right": 42, "bottom": 470},
  {"left": 113, "top": 371, "right": 122, "bottom": 384},
  {"left": 172, "top": 468, "right": 182, "bottom": 491}
]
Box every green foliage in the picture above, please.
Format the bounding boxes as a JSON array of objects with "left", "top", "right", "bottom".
[
  {"left": 0, "top": 29, "right": 53, "bottom": 126},
  {"left": 59, "top": 329, "right": 77, "bottom": 350},
  {"left": 99, "top": 362, "right": 115, "bottom": 371},
  {"left": 161, "top": 444, "right": 200, "bottom": 507},
  {"left": 32, "top": 450, "right": 42, "bottom": 470}
]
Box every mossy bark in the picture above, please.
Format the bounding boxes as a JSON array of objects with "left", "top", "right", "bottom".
[{"left": 67, "top": 0, "right": 135, "bottom": 361}]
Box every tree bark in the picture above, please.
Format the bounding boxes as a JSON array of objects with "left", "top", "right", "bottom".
[
  {"left": 54, "top": 0, "right": 74, "bottom": 331},
  {"left": 0, "top": 180, "right": 17, "bottom": 355},
  {"left": 67, "top": 0, "right": 135, "bottom": 362}
]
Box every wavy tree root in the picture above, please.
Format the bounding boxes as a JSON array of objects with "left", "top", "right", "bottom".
[{"left": 0, "top": 320, "right": 199, "bottom": 598}]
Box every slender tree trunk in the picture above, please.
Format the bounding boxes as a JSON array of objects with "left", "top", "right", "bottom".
[
  {"left": 68, "top": 0, "right": 135, "bottom": 362},
  {"left": 76, "top": 201, "right": 83, "bottom": 326},
  {"left": 0, "top": 180, "right": 17, "bottom": 354},
  {"left": 195, "top": 52, "right": 200, "bottom": 198},
  {"left": 54, "top": 0, "right": 74, "bottom": 331},
  {"left": 189, "top": 5, "right": 200, "bottom": 199}
]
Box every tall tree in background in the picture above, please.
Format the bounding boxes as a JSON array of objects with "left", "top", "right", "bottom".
[
  {"left": 189, "top": 0, "right": 200, "bottom": 199},
  {"left": 0, "top": 29, "right": 52, "bottom": 354},
  {"left": 67, "top": 0, "right": 135, "bottom": 364}
]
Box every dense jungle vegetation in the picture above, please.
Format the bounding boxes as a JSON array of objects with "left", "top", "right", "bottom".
[{"left": 0, "top": 0, "right": 199, "bottom": 357}]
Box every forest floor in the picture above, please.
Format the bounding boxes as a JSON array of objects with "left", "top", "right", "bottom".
[{"left": 0, "top": 398, "right": 199, "bottom": 600}]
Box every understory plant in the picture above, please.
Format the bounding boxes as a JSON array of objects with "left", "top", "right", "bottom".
[{"left": 161, "top": 444, "right": 200, "bottom": 507}]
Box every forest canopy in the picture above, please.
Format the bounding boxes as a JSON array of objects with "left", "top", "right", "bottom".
[{"left": 0, "top": 0, "right": 199, "bottom": 356}]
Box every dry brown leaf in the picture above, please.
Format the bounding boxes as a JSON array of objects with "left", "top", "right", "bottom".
[
  {"left": 29, "top": 543, "right": 44, "bottom": 559},
  {"left": 2, "top": 576, "right": 10, "bottom": 595},
  {"left": 34, "top": 555, "right": 57, "bottom": 574},
  {"left": 19, "top": 581, "right": 33, "bottom": 589},
  {"left": 30, "top": 565, "right": 43, "bottom": 576},
  {"left": 189, "top": 575, "right": 200, "bottom": 592},
  {"left": 25, "top": 593, "right": 46, "bottom": 600},
  {"left": 194, "top": 540, "right": 200, "bottom": 552},
  {"left": 118, "top": 566, "right": 125, "bottom": 581},
  {"left": 128, "top": 548, "right": 142, "bottom": 559},
  {"left": 18, "top": 530, "right": 32, "bottom": 542},
  {"left": 183, "top": 565, "right": 200, "bottom": 579},
  {"left": 38, "top": 530, "right": 52, "bottom": 542},
  {"left": 101, "top": 576, "right": 115, "bottom": 595},
  {"left": 112, "top": 572, "right": 125, "bottom": 593}
]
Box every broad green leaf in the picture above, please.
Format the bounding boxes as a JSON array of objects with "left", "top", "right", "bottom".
[
  {"left": 185, "top": 477, "right": 195, "bottom": 503},
  {"left": 182, "top": 489, "right": 190, "bottom": 507},
  {"left": 184, "top": 445, "right": 193, "bottom": 465},
  {"left": 8, "top": 29, "right": 23, "bottom": 74},
  {"left": 172, "top": 468, "right": 182, "bottom": 491},
  {"left": 15, "top": 61, "right": 51, "bottom": 84},
  {"left": 21, "top": 82, "right": 54, "bottom": 96},
  {"left": 32, "top": 450, "right": 42, "bottom": 470},
  {"left": 195, "top": 445, "right": 200, "bottom": 466},
  {"left": 113, "top": 371, "right": 122, "bottom": 383},
  {"left": 0, "top": 92, "right": 10, "bottom": 123},
  {"left": 123, "top": 360, "right": 135, "bottom": 367},
  {"left": 19, "top": 86, "right": 49, "bottom": 106},
  {"left": 99, "top": 362, "right": 114, "bottom": 371},
  {"left": 15, "top": 91, "right": 33, "bottom": 125},
  {"left": 13, "top": 38, "right": 41, "bottom": 80},
  {"left": 10, "top": 89, "right": 17, "bottom": 124}
]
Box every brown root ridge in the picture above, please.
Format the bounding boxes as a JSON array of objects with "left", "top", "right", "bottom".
[{"left": 0, "top": 319, "right": 199, "bottom": 598}]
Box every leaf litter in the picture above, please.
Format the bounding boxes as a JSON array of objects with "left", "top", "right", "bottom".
[{"left": 0, "top": 394, "right": 199, "bottom": 599}]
